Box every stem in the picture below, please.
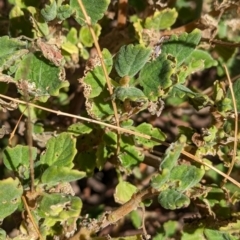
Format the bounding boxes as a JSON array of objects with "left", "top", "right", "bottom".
[
  {"left": 90, "top": 186, "right": 159, "bottom": 232},
  {"left": 76, "top": 0, "right": 120, "bottom": 128},
  {"left": 21, "top": 81, "right": 35, "bottom": 193},
  {"left": 1, "top": 94, "right": 240, "bottom": 188},
  {"left": 221, "top": 65, "right": 238, "bottom": 185},
  {"left": 22, "top": 196, "right": 43, "bottom": 239},
  {"left": 77, "top": 0, "right": 121, "bottom": 157}
]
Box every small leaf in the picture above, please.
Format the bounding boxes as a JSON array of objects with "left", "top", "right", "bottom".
[
  {"left": 38, "top": 193, "right": 82, "bottom": 220},
  {"left": 163, "top": 220, "right": 179, "bottom": 237},
  {"left": 204, "top": 229, "right": 237, "bottom": 240},
  {"left": 41, "top": 0, "right": 57, "bottom": 22},
  {"left": 27, "top": 6, "right": 49, "bottom": 37},
  {"left": 170, "top": 165, "right": 205, "bottom": 191},
  {"left": 0, "top": 36, "right": 28, "bottom": 71},
  {"left": 81, "top": 49, "right": 112, "bottom": 98},
  {"left": 41, "top": 166, "right": 86, "bottom": 185},
  {"left": 151, "top": 169, "right": 170, "bottom": 189},
  {"left": 182, "top": 225, "right": 205, "bottom": 240},
  {"left": 96, "top": 142, "right": 108, "bottom": 169},
  {"left": 130, "top": 15, "right": 145, "bottom": 45},
  {"left": 160, "top": 135, "right": 186, "bottom": 171},
  {"left": 161, "top": 29, "right": 202, "bottom": 66},
  {"left": 75, "top": 150, "right": 96, "bottom": 176},
  {"left": 112, "top": 86, "right": 147, "bottom": 102},
  {"left": 57, "top": 4, "right": 73, "bottom": 21},
  {"left": 0, "top": 229, "right": 6, "bottom": 239},
  {"left": 10, "top": 0, "right": 38, "bottom": 8},
  {"left": 158, "top": 189, "right": 190, "bottom": 210},
  {"left": 187, "top": 49, "right": 218, "bottom": 69},
  {"left": 85, "top": 88, "right": 115, "bottom": 120},
  {"left": 15, "top": 52, "right": 69, "bottom": 102},
  {"left": 103, "top": 131, "right": 118, "bottom": 146},
  {"left": 3, "top": 145, "right": 37, "bottom": 179},
  {"left": 171, "top": 84, "right": 212, "bottom": 110},
  {"left": 118, "top": 145, "right": 144, "bottom": 168},
  {"left": 68, "top": 122, "right": 93, "bottom": 136},
  {"left": 130, "top": 210, "right": 142, "bottom": 229},
  {"left": 138, "top": 54, "right": 174, "bottom": 101},
  {"left": 61, "top": 41, "right": 79, "bottom": 54},
  {"left": 144, "top": 8, "right": 178, "bottom": 30},
  {"left": 39, "top": 133, "right": 77, "bottom": 168},
  {"left": 120, "top": 119, "right": 134, "bottom": 127},
  {"left": 0, "top": 178, "right": 23, "bottom": 220},
  {"left": 80, "top": 24, "right": 101, "bottom": 47},
  {"left": 66, "top": 27, "right": 78, "bottom": 45},
  {"left": 70, "top": 0, "right": 110, "bottom": 25},
  {"left": 115, "top": 44, "right": 152, "bottom": 77},
  {"left": 114, "top": 181, "right": 137, "bottom": 204},
  {"left": 134, "top": 123, "right": 166, "bottom": 149}
]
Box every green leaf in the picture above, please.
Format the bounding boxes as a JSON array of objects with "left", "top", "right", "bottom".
[
  {"left": 66, "top": 27, "right": 78, "bottom": 45},
  {"left": 227, "top": 78, "right": 240, "bottom": 112},
  {"left": 81, "top": 48, "right": 112, "bottom": 98},
  {"left": 27, "top": 6, "right": 49, "bottom": 37},
  {"left": 68, "top": 122, "right": 93, "bottom": 136},
  {"left": 130, "top": 210, "right": 142, "bottom": 229},
  {"left": 38, "top": 193, "right": 82, "bottom": 221},
  {"left": 3, "top": 145, "right": 37, "bottom": 179},
  {"left": 70, "top": 0, "right": 110, "bottom": 25},
  {"left": 57, "top": 4, "right": 73, "bottom": 21},
  {"left": 0, "top": 178, "right": 23, "bottom": 220},
  {"left": 130, "top": 15, "right": 145, "bottom": 46},
  {"left": 171, "top": 84, "right": 212, "bottom": 110},
  {"left": 181, "top": 225, "right": 205, "bottom": 240},
  {"left": 134, "top": 123, "right": 166, "bottom": 149},
  {"left": 187, "top": 49, "right": 218, "bottom": 69},
  {"left": 96, "top": 142, "right": 108, "bottom": 169},
  {"left": 39, "top": 133, "right": 77, "bottom": 168},
  {"left": 103, "top": 130, "right": 117, "bottom": 146},
  {"left": 151, "top": 169, "right": 170, "bottom": 189},
  {"left": 176, "top": 49, "right": 218, "bottom": 85},
  {"left": 161, "top": 29, "right": 202, "bottom": 66},
  {"left": 80, "top": 23, "right": 101, "bottom": 47},
  {"left": 171, "top": 84, "right": 195, "bottom": 98},
  {"left": 114, "top": 181, "right": 137, "bottom": 204},
  {"left": 41, "top": 0, "right": 57, "bottom": 22},
  {"left": 0, "top": 229, "right": 6, "bottom": 239},
  {"left": 138, "top": 54, "right": 174, "bottom": 101},
  {"left": 153, "top": 220, "right": 178, "bottom": 239},
  {"left": 170, "top": 165, "right": 205, "bottom": 191},
  {"left": 204, "top": 229, "right": 237, "bottom": 240},
  {"left": 115, "top": 44, "right": 152, "bottom": 77},
  {"left": 15, "top": 52, "right": 69, "bottom": 102},
  {"left": 118, "top": 145, "right": 144, "bottom": 168},
  {"left": 61, "top": 41, "right": 79, "bottom": 54},
  {"left": 41, "top": 166, "right": 86, "bottom": 185},
  {"left": 158, "top": 189, "right": 190, "bottom": 210},
  {"left": 220, "top": 220, "right": 240, "bottom": 239},
  {"left": 11, "top": 0, "right": 38, "bottom": 8},
  {"left": 112, "top": 86, "right": 148, "bottom": 102},
  {"left": 75, "top": 150, "right": 96, "bottom": 176},
  {"left": 163, "top": 220, "right": 179, "bottom": 237},
  {"left": 0, "top": 36, "right": 28, "bottom": 71},
  {"left": 160, "top": 135, "right": 186, "bottom": 171},
  {"left": 85, "top": 88, "right": 114, "bottom": 120},
  {"left": 144, "top": 8, "right": 178, "bottom": 30},
  {"left": 0, "top": 36, "right": 27, "bottom": 57}
]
